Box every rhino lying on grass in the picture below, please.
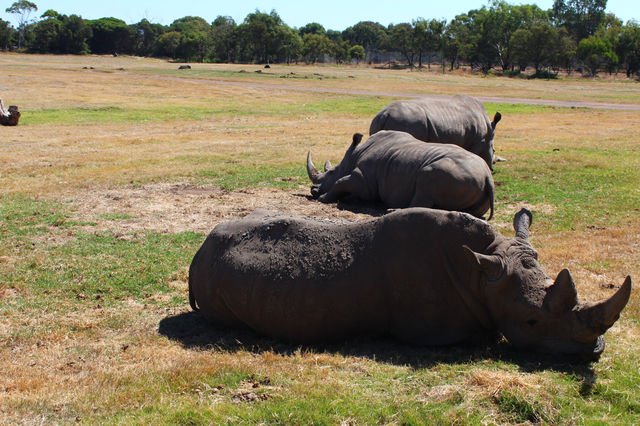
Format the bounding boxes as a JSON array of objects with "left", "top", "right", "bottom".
[
  {"left": 189, "top": 207, "right": 631, "bottom": 360},
  {"left": 307, "top": 131, "right": 494, "bottom": 219},
  {"left": 369, "top": 95, "right": 501, "bottom": 169}
]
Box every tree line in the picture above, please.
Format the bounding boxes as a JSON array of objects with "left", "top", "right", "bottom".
[{"left": 2, "top": 0, "right": 639, "bottom": 77}]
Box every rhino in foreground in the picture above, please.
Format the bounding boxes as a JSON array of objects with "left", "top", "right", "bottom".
[
  {"left": 307, "top": 130, "right": 494, "bottom": 219},
  {"left": 369, "top": 95, "right": 501, "bottom": 169},
  {"left": 189, "top": 207, "right": 632, "bottom": 360}
]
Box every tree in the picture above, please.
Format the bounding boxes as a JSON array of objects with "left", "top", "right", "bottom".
[
  {"left": 553, "top": 0, "right": 607, "bottom": 41},
  {"left": 577, "top": 34, "right": 613, "bottom": 75},
  {"left": 131, "top": 19, "right": 166, "bottom": 57},
  {"left": 210, "top": 16, "right": 237, "bottom": 62},
  {"left": 302, "top": 33, "right": 331, "bottom": 63},
  {"left": 444, "top": 14, "right": 473, "bottom": 71},
  {"left": 413, "top": 18, "right": 445, "bottom": 69},
  {"left": 237, "top": 10, "right": 285, "bottom": 63},
  {"left": 5, "top": 0, "right": 37, "bottom": 49},
  {"left": 488, "top": 2, "right": 548, "bottom": 71},
  {"left": 331, "top": 40, "right": 350, "bottom": 64},
  {"left": 31, "top": 11, "right": 61, "bottom": 52},
  {"left": 157, "top": 31, "right": 181, "bottom": 58},
  {"left": 386, "top": 23, "right": 417, "bottom": 67},
  {"left": 349, "top": 45, "right": 365, "bottom": 63},
  {"left": 0, "top": 19, "right": 15, "bottom": 50},
  {"left": 299, "top": 22, "right": 325, "bottom": 37},
  {"left": 57, "top": 14, "right": 91, "bottom": 54},
  {"left": 342, "top": 21, "right": 386, "bottom": 60},
  {"left": 510, "top": 22, "right": 560, "bottom": 73},
  {"left": 275, "top": 24, "right": 303, "bottom": 63},
  {"left": 326, "top": 30, "right": 343, "bottom": 44},
  {"left": 464, "top": 8, "right": 500, "bottom": 73},
  {"left": 87, "top": 17, "right": 132, "bottom": 54},
  {"left": 616, "top": 21, "right": 640, "bottom": 77},
  {"left": 166, "top": 16, "right": 212, "bottom": 62}
]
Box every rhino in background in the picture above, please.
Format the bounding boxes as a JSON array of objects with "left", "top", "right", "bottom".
[
  {"left": 369, "top": 95, "right": 502, "bottom": 169},
  {"left": 189, "top": 207, "right": 631, "bottom": 360},
  {"left": 307, "top": 130, "right": 494, "bottom": 220}
]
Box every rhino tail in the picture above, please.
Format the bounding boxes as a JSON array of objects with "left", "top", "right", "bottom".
[
  {"left": 486, "top": 175, "right": 494, "bottom": 221},
  {"left": 471, "top": 174, "right": 494, "bottom": 221}
]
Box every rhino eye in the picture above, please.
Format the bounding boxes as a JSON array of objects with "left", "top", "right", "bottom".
[{"left": 527, "top": 319, "right": 538, "bottom": 327}]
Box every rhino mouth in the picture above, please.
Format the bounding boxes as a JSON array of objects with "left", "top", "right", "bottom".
[
  {"left": 310, "top": 184, "right": 322, "bottom": 198},
  {"left": 534, "top": 335, "right": 606, "bottom": 362}
]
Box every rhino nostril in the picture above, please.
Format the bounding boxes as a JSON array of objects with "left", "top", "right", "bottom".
[{"left": 527, "top": 319, "right": 538, "bottom": 327}]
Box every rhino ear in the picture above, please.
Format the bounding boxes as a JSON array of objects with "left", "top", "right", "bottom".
[
  {"left": 462, "top": 246, "right": 505, "bottom": 283},
  {"left": 352, "top": 133, "right": 363, "bottom": 146},
  {"left": 543, "top": 269, "right": 578, "bottom": 314},
  {"left": 491, "top": 112, "right": 502, "bottom": 130}
]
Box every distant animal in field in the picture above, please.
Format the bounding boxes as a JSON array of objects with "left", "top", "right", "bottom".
[
  {"left": 369, "top": 95, "right": 502, "bottom": 169},
  {"left": 307, "top": 131, "right": 494, "bottom": 219},
  {"left": 188, "top": 207, "right": 632, "bottom": 360},
  {"left": 178, "top": 65, "right": 192, "bottom": 70},
  {"left": 0, "top": 98, "right": 20, "bottom": 126}
]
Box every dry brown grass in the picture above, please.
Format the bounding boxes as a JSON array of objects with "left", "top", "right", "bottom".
[{"left": 1, "top": 53, "right": 639, "bottom": 423}]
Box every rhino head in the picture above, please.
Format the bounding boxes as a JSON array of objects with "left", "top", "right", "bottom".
[
  {"left": 306, "top": 133, "right": 363, "bottom": 200},
  {"left": 465, "top": 208, "right": 631, "bottom": 360}
]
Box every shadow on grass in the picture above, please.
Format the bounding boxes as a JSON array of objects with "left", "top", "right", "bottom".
[
  {"left": 291, "top": 192, "right": 391, "bottom": 218},
  {"left": 159, "top": 310, "right": 598, "bottom": 390}
]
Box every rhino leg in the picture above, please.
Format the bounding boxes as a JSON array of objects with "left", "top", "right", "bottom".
[
  {"left": 408, "top": 167, "right": 437, "bottom": 209},
  {"left": 318, "top": 168, "right": 368, "bottom": 203}
]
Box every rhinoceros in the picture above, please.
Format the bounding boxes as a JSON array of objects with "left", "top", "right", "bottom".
[
  {"left": 188, "top": 207, "right": 631, "bottom": 360},
  {"left": 369, "top": 95, "right": 502, "bottom": 169},
  {"left": 307, "top": 130, "right": 494, "bottom": 220}
]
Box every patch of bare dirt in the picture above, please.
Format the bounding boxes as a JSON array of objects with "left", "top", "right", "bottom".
[{"left": 66, "top": 183, "right": 376, "bottom": 235}]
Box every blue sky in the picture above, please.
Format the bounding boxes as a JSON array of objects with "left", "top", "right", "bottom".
[{"left": 2, "top": 0, "right": 638, "bottom": 31}]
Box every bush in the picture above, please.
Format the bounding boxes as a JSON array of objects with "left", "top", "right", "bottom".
[{"left": 528, "top": 70, "right": 558, "bottom": 79}]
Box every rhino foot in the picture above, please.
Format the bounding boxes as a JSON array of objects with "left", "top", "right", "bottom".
[{"left": 310, "top": 185, "right": 321, "bottom": 199}]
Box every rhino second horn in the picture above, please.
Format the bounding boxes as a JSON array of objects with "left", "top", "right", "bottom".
[
  {"left": 513, "top": 208, "right": 533, "bottom": 242},
  {"left": 544, "top": 268, "right": 579, "bottom": 314},
  {"left": 577, "top": 276, "right": 632, "bottom": 335},
  {"left": 306, "top": 151, "right": 321, "bottom": 184},
  {"left": 324, "top": 160, "right": 333, "bottom": 172}
]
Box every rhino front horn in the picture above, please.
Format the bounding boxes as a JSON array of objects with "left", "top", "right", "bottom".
[
  {"left": 577, "top": 276, "right": 632, "bottom": 335},
  {"left": 306, "top": 151, "right": 321, "bottom": 184},
  {"left": 513, "top": 208, "right": 533, "bottom": 242}
]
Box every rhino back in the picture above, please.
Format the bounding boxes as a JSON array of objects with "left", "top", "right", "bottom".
[
  {"left": 190, "top": 211, "right": 389, "bottom": 341},
  {"left": 371, "top": 95, "right": 491, "bottom": 149},
  {"left": 353, "top": 131, "right": 492, "bottom": 211},
  {"left": 190, "top": 208, "right": 502, "bottom": 344}
]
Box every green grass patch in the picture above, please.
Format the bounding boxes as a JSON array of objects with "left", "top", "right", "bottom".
[
  {"left": 484, "top": 102, "right": 572, "bottom": 115},
  {"left": 20, "top": 94, "right": 387, "bottom": 126},
  {"left": 494, "top": 147, "right": 640, "bottom": 231},
  {"left": 197, "top": 162, "right": 307, "bottom": 191},
  {"left": 0, "top": 196, "right": 203, "bottom": 310}
]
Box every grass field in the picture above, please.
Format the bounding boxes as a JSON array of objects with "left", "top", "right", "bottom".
[{"left": 1, "top": 53, "right": 639, "bottom": 424}]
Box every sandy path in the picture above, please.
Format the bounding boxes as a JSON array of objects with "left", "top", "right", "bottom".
[{"left": 122, "top": 72, "right": 640, "bottom": 111}]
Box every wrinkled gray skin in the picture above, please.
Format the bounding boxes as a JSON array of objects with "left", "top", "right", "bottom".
[
  {"left": 369, "top": 95, "right": 501, "bottom": 170},
  {"left": 307, "top": 130, "right": 494, "bottom": 220},
  {"left": 189, "top": 208, "right": 631, "bottom": 360}
]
